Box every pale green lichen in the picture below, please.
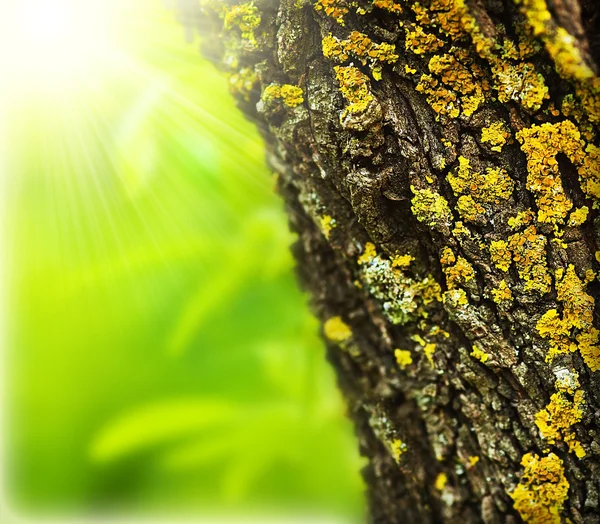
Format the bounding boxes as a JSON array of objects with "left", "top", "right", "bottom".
[{"left": 358, "top": 242, "right": 442, "bottom": 325}]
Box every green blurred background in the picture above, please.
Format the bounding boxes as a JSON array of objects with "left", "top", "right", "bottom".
[{"left": 2, "top": 1, "right": 364, "bottom": 520}]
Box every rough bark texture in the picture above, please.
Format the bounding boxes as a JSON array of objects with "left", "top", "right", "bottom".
[{"left": 175, "top": 0, "right": 600, "bottom": 521}]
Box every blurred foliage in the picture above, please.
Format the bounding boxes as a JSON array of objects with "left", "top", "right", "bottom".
[{"left": 3, "top": 1, "right": 364, "bottom": 520}]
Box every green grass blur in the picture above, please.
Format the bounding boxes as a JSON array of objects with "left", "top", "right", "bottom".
[{"left": 3, "top": 1, "right": 364, "bottom": 520}]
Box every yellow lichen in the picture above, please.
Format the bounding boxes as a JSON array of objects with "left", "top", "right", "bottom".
[
  {"left": 537, "top": 265, "right": 600, "bottom": 371},
  {"left": 468, "top": 455, "right": 479, "bottom": 467},
  {"left": 567, "top": 206, "right": 589, "bottom": 227},
  {"left": 392, "top": 254, "right": 414, "bottom": 268},
  {"left": 491, "top": 280, "right": 513, "bottom": 305},
  {"left": 515, "top": 120, "right": 599, "bottom": 224},
  {"left": 263, "top": 84, "right": 304, "bottom": 107},
  {"left": 481, "top": 121, "right": 511, "bottom": 152},
  {"left": 324, "top": 316, "right": 352, "bottom": 342},
  {"left": 443, "top": 288, "right": 468, "bottom": 308},
  {"left": 508, "top": 226, "right": 551, "bottom": 294},
  {"left": 535, "top": 389, "right": 585, "bottom": 458},
  {"left": 390, "top": 439, "right": 407, "bottom": 462},
  {"left": 489, "top": 240, "right": 511, "bottom": 272},
  {"left": 394, "top": 349, "right": 413, "bottom": 369},
  {"left": 471, "top": 345, "right": 489, "bottom": 363},
  {"left": 322, "top": 31, "right": 398, "bottom": 77},
  {"left": 319, "top": 214, "right": 336, "bottom": 238},
  {"left": 441, "top": 250, "right": 475, "bottom": 290},
  {"left": 423, "top": 343, "right": 436, "bottom": 367},
  {"left": 404, "top": 23, "right": 444, "bottom": 55},
  {"left": 447, "top": 157, "right": 514, "bottom": 223},
  {"left": 358, "top": 242, "right": 377, "bottom": 265},
  {"left": 333, "top": 65, "right": 374, "bottom": 116},
  {"left": 508, "top": 210, "right": 535, "bottom": 230},
  {"left": 314, "top": 0, "right": 350, "bottom": 25},
  {"left": 516, "top": 0, "right": 600, "bottom": 123},
  {"left": 372, "top": 0, "right": 402, "bottom": 13},
  {"left": 434, "top": 472, "right": 448, "bottom": 491},
  {"left": 223, "top": 2, "right": 261, "bottom": 46},
  {"left": 410, "top": 186, "right": 453, "bottom": 227},
  {"left": 509, "top": 452, "right": 569, "bottom": 524}
]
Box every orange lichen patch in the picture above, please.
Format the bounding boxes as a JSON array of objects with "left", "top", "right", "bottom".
[
  {"left": 507, "top": 226, "right": 551, "bottom": 294},
  {"left": 535, "top": 389, "right": 585, "bottom": 458},
  {"left": 537, "top": 265, "right": 600, "bottom": 370},
  {"left": 481, "top": 121, "right": 511, "bottom": 152},
  {"left": 263, "top": 84, "right": 304, "bottom": 107},
  {"left": 324, "top": 316, "right": 352, "bottom": 342},
  {"left": 314, "top": 0, "right": 350, "bottom": 25},
  {"left": 516, "top": 0, "right": 600, "bottom": 123},
  {"left": 319, "top": 214, "right": 336, "bottom": 238},
  {"left": 392, "top": 254, "right": 414, "bottom": 268},
  {"left": 471, "top": 345, "right": 489, "bottom": 363},
  {"left": 517, "top": 120, "right": 600, "bottom": 220},
  {"left": 510, "top": 452, "right": 569, "bottom": 524},
  {"left": 416, "top": 74, "right": 460, "bottom": 119},
  {"left": 223, "top": 2, "right": 261, "bottom": 46},
  {"left": 577, "top": 328, "right": 600, "bottom": 372},
  {"left": 372, "top": 0, "right": 402, "bottom": 13},
  {"left": 491, "top": 280, "right": 513, "bottom": 305},
  {"left": 404, "top": 23, "right": 444, "bottom": 55},
  {"left": 515, "top": 121, "right": 581, "bottom": 224},
  {"left": 447, "top": 156, "right": 514, "bottom": 223},
  {"left": 333, "top": 65, "right": 374, "bottom": 116},
  {"left": 394, "top": 349, "right": 413, "bottom": 369},
  {"left": 440, "top": 248, "right": 475, "bottom": 289},
  {"left": 556, "top": 265, "right": 594, "bottom": 330},
  {"left": 410, "top": 186, "right": 453, "bottom": 227},
  {"left": 508, "top": 210, "right": 535, "bottom": 230},
  {"left": 421, "top": 50, "right": 485, "bottom": 118},
  {"left": 489, "top": 240, "right": 511, "bottom": 272},
  {"left": 390, "top": 439, "right": 407, "bottom": 462},
  {"left": 322, "top": 32, "right": 399, "bottom": 76}
]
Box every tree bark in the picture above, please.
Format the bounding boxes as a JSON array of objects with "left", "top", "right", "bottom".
[{"left": 175, "top": 0, "right": 600, "bottom": 521}]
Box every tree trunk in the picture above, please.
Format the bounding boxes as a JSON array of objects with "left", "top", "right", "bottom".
[{"left": 175, "top": 0, "right": 600, "bottom": 521}]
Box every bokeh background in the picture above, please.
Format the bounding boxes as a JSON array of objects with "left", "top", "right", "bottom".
[{"left": 2, "top": 1, "right": 364, "bottom": 521}]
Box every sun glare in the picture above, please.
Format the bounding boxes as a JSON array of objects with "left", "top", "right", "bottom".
[{"left": 2, "top": 0, "right": 117, "bottom": 86}]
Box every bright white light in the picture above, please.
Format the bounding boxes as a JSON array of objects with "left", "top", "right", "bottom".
[{"left": 1, "top": 0, "right": 117, "bottom": 86}]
